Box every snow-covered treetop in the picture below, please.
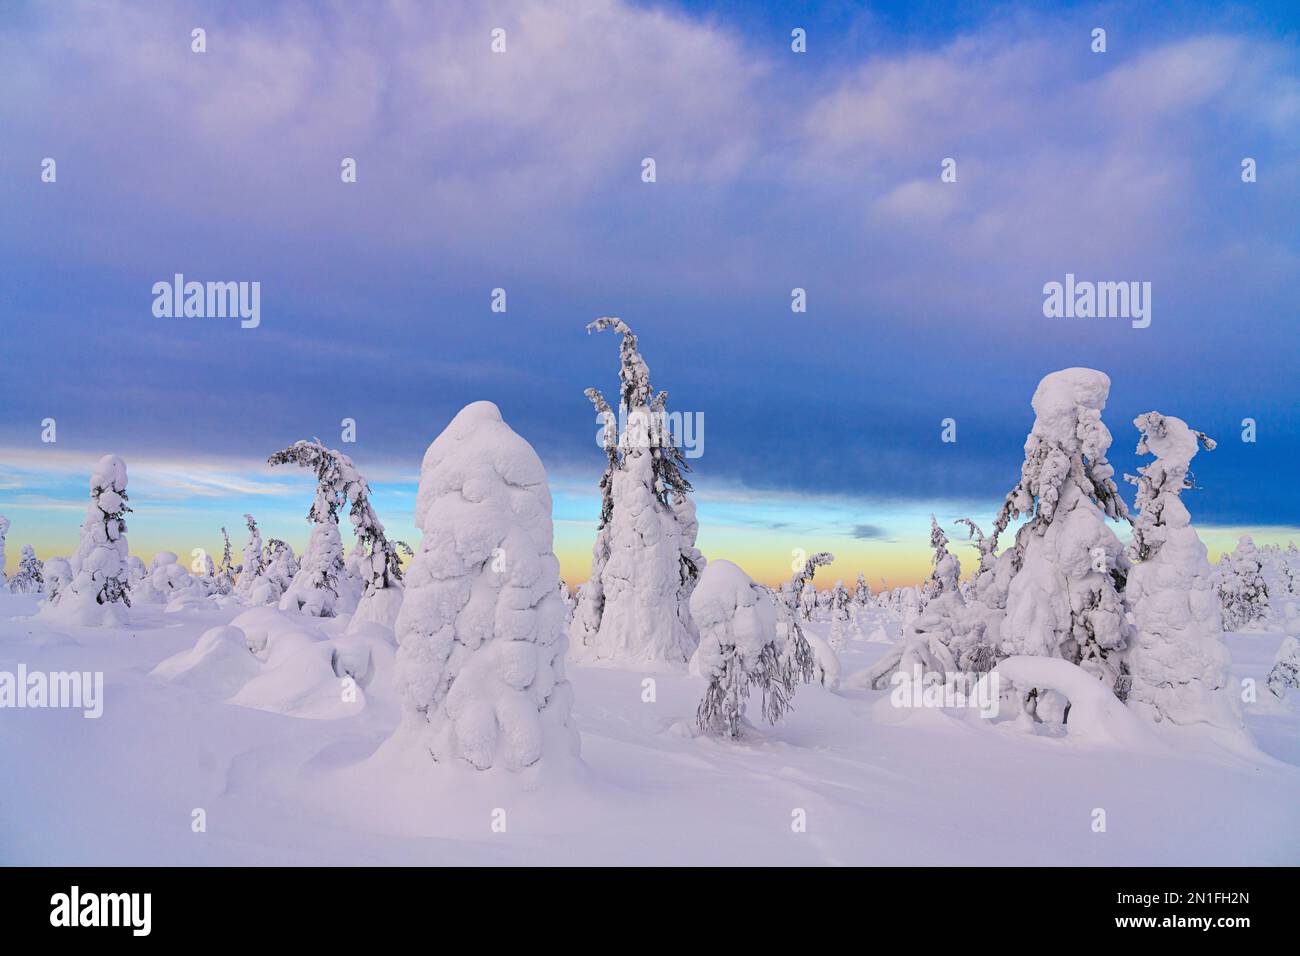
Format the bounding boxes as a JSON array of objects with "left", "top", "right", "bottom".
[
  {"left": 926, "top": 515, "right": 961, "bottom": 595},
  {"left": 585, "top": 317, "right": 693, "bottom": 513},
  {"left": 1126, "top": 411, "right": 1215, "bottom": 561},
  {"left": 269, "top": 438, "right": 408, "bottom": 591},
  {"left": 788, "top": 551, "right": 834, "bottom": 595},
  {"left": 990, "top": 367, "right": 1130, "bottom": 547}
]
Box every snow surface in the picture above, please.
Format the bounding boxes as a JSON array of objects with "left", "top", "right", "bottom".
[{"left": 2, "top": 592, "right": 1294, "bottom": 865}]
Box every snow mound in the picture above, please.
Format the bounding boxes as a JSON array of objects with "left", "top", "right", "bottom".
[
  {"left": 995, "top": 657, "right": 1161, "bottom": 750},
  {"left": 153, "top": 607, "right": 391, "bottom": 719}
]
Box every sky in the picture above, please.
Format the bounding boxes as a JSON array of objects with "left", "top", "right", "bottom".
[{"left": 1, "top": 0, "right": 1298, "bottom": 585}]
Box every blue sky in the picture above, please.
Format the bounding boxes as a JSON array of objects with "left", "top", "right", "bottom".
[{"left": 1, "top": 0, "right": 1297, "bottom": 582}]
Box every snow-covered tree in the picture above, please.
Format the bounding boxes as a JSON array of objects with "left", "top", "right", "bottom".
[
  {"left": 798, "top": 580, "right": 818, "bottom": 622},
  {"left": 392, "top": 401, "right": 578, "bottom": 770},
  {"left": 1266, "top": 636, "right": 1299, "bottom": 700},
  {"left": 135, "top": 551, "right": 203, "bottom": 607},
  {"left": 853, "top": 572, "right": 872, "bottom": 608},
  {"left": 269, "top": 439, "right": 402, "bottom": 619},
  {"left": 694, "top": 560, "right": 797, "bottom": 738},
  {"left": 1217, "top": 536, "right": 1270, "bottom": 632},
  {"left": 569, "top": 318, "right": 704, "bottom": 666},
  {"left": 41, "top": 557, "right": 71, "bottom": 605},
  {"left": 1122, "top": 413, "right": 1240, "bottom": 731},
  {"left": 0, "top": 515, "right": 8, "bottom": 588},
  {"left": 995, "top": 369, "right": 1132, "bottom": 698},
  {"left": 8, "top": 545, "right": 44, "bottom": 594},
  {"left": 558, "top": 580, "right": 576, "bottom": 627},
  {"left": 858, "top": 517, "right": 965, "bottom": 690},
  {"left": 828, "top": 579, "right": 851, "bottom": 650},
  {"left": 778, "top": 551, "right": 836, "bottom": 688},
  {"left": 247, "top": 539, "right": 299, "bottom": 606},
  {"left": 45, "top": 455, "right": 132, "bottom": 625},
  {"left": 212, "top": 527, "right": 238, "bottom": 596},
  {"left": 233, "top": 514, "right": 263, "bottom": 600}
]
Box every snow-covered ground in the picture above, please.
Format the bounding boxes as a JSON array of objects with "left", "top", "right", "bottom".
[{"left": 1, "top": 593, "right": 1296, "bottom": 865}]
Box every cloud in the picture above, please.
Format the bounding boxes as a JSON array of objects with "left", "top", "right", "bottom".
[{"left": 850, "top": 524, "right": 888, "bottom": 540}]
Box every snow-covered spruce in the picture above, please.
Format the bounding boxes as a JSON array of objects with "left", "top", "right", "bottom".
[
  {"left": 233, "top": 514, "right": 263, "bottom": 601},
  {"left": 40, "top": 557, "right": 72, "bottom": 604},
  {"left": 777, "top": 551, "right": 836, "bottom": 688},
  {"left": 569, "top": 318, "right": 704, "bottom": 667},
  {"left": 828, "top": 579, "right": 851, "bottom": 650},
  {"left": 44, "top": 455, "right": 132, "bottom": 626},
  {"left": 8, "top": 545, "right": 44, "bottom": 594},
  {"left": 392, "top": 401, "right": 578, "bottom": 771},
  {"left": 211, "top": 527, "right": 238, "bottom": 596},
  {"left": 269, "top": 439, "right": 401, "bottom": 619},
  {"left": 853, "top": 572, "right": 872, "bottom": 608},
  {"left": 995, "top": 369, "right": 1132, "bottom": 699},
  {"left": 1266, "top": 636, "right": 1299, "bottom": 700},
  {"left": 248, "top": 539, "right": 299, "bottom": 606},
  {"left": 0, "top": 515, "right": 8, "bottom": 589},
  {"left": 694, "top": 560, "right": 796, "bottom": 739},
  {"left": 1122, "top": 412, "right": 1241, "bottom": 732},
  {"left": 855, "top": 516, "right": 965, "bottom": 691},
  {"left": 1217, "top": 535, "right": 1270, "bottom": 632},
  {"left": 135, "top": 551, "right": 202, "bottom": 607}
]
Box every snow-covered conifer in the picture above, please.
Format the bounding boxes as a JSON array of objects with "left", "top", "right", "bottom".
[
  {"left": 1217, "top": 536, "right": 1270, "bottom": 632},
  {"left": 41, "top": 557, "right": 71, "bottom": 605},
  {"left": 248, "top": 539, "right": 299, "bottom": 606},
  {"left": 996, "top": 369, "right": 1132, "bottom": 695},
  {"left": 392, "top": 402, "right": 578, "bottom": 770},
  {"left": 233, "top": 514, "right": 263, "bottom": 600},
  {"left": 212, "top": 527, "right": 238, "bottom": 596},
  {"left": 569, "top": 318, "right": 704, "bottom": 666},
  {"left": 1266, "top": 636, "right": 1299, "bottom": 700},
  {"left": 828, "top": 579, "right": 851, "bottom": 650},
  {"left": 8, "top": 545, "right": 44, "bottom": 594},
  {"left": 853, "top": 572, "right": 872, "bottom": 608},
  {"left": 269, "top": 439, "right": 401, "bottom": 619},
  {"left": 46, "top": 455, "right": 132, "bottom": 625},
  {"left": 1121, "top": 413, "right": 1240, "bottom": 730},
  {"left": 778, "top": 551, "right": 836, "bottom": 687},
  {"left": 694, "top": 560, "right": 796, "bottom": 738},
  {"left": 0, "top": 515, "right": 8, "bottom": 589}
]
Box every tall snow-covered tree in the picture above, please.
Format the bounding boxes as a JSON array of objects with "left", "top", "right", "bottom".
[
  {"left": 853, "top": 572, "right": 872, "bottom": 608},
  {"left": 212, "top": 527, "right": 238, "bottom": 595},
  {"left": 0, "top": 515, "right": 8, "bottom": 589},
  {"left": 1122, "top": 412, "right": 1241, "bottom": 732},
  {"left": 392, "top": 401, "right": 578, "bottom": 770},
  {"left": 828, "top": 579, "right": 851, "bottom": 650},
  {"left": 1217, "top": 535, "right": 1270, "bottom": 632},
  {"left": 569, "top": 318, "right": 704, "bottom": 667},
  {"left": 694, "top": 560, "right": 797, "bottom": 738},
  {"left": 996, "top": 369, "right": 1132, "bottom": 697},
  {"left": 269, "top": 439, "right": 403, "bottom": 620},
  {"left": 46, "top": 455, "right": 132, "bottom": 625},
  {"left": 8, "top": 545, "right": 44, "bottom": 594},
  {"left": 777, "top": 551, "right": 835, "bottom": 687},
  {"left": 233, "top": 514, "right": 263, "bottom": 600}
]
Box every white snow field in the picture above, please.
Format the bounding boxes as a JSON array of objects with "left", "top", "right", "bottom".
[{"left": 1, "top": 591, "right": 1295, "bottom": 866}]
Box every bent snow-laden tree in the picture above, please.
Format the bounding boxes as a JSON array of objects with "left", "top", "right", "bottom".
[
  {"left": 995, "top": 369, "right": 1133, "bottom": 704},
  {"left": 269, "top": 439, "right": 407, "bottom": 622},
  {"left": 1122, "top": 412, "right": 1241, "bottom": 734},
  {"left": 694, "top": 560, "right": 797, "bottom": 739},
  {"left": 569, "top": 317, "right": 704, "bottom": 667},
  {"left": 777, "top": 551, "right": 835, "bottom": 688},
  {"left": 392, "top": 401, "right": 578, "bottom": 770},
  {"left": 45, "top": 455, "right": 133, "bottom": 625},
  {"left": 233, "top": 514, "right": 263, "bottom": 600}
]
